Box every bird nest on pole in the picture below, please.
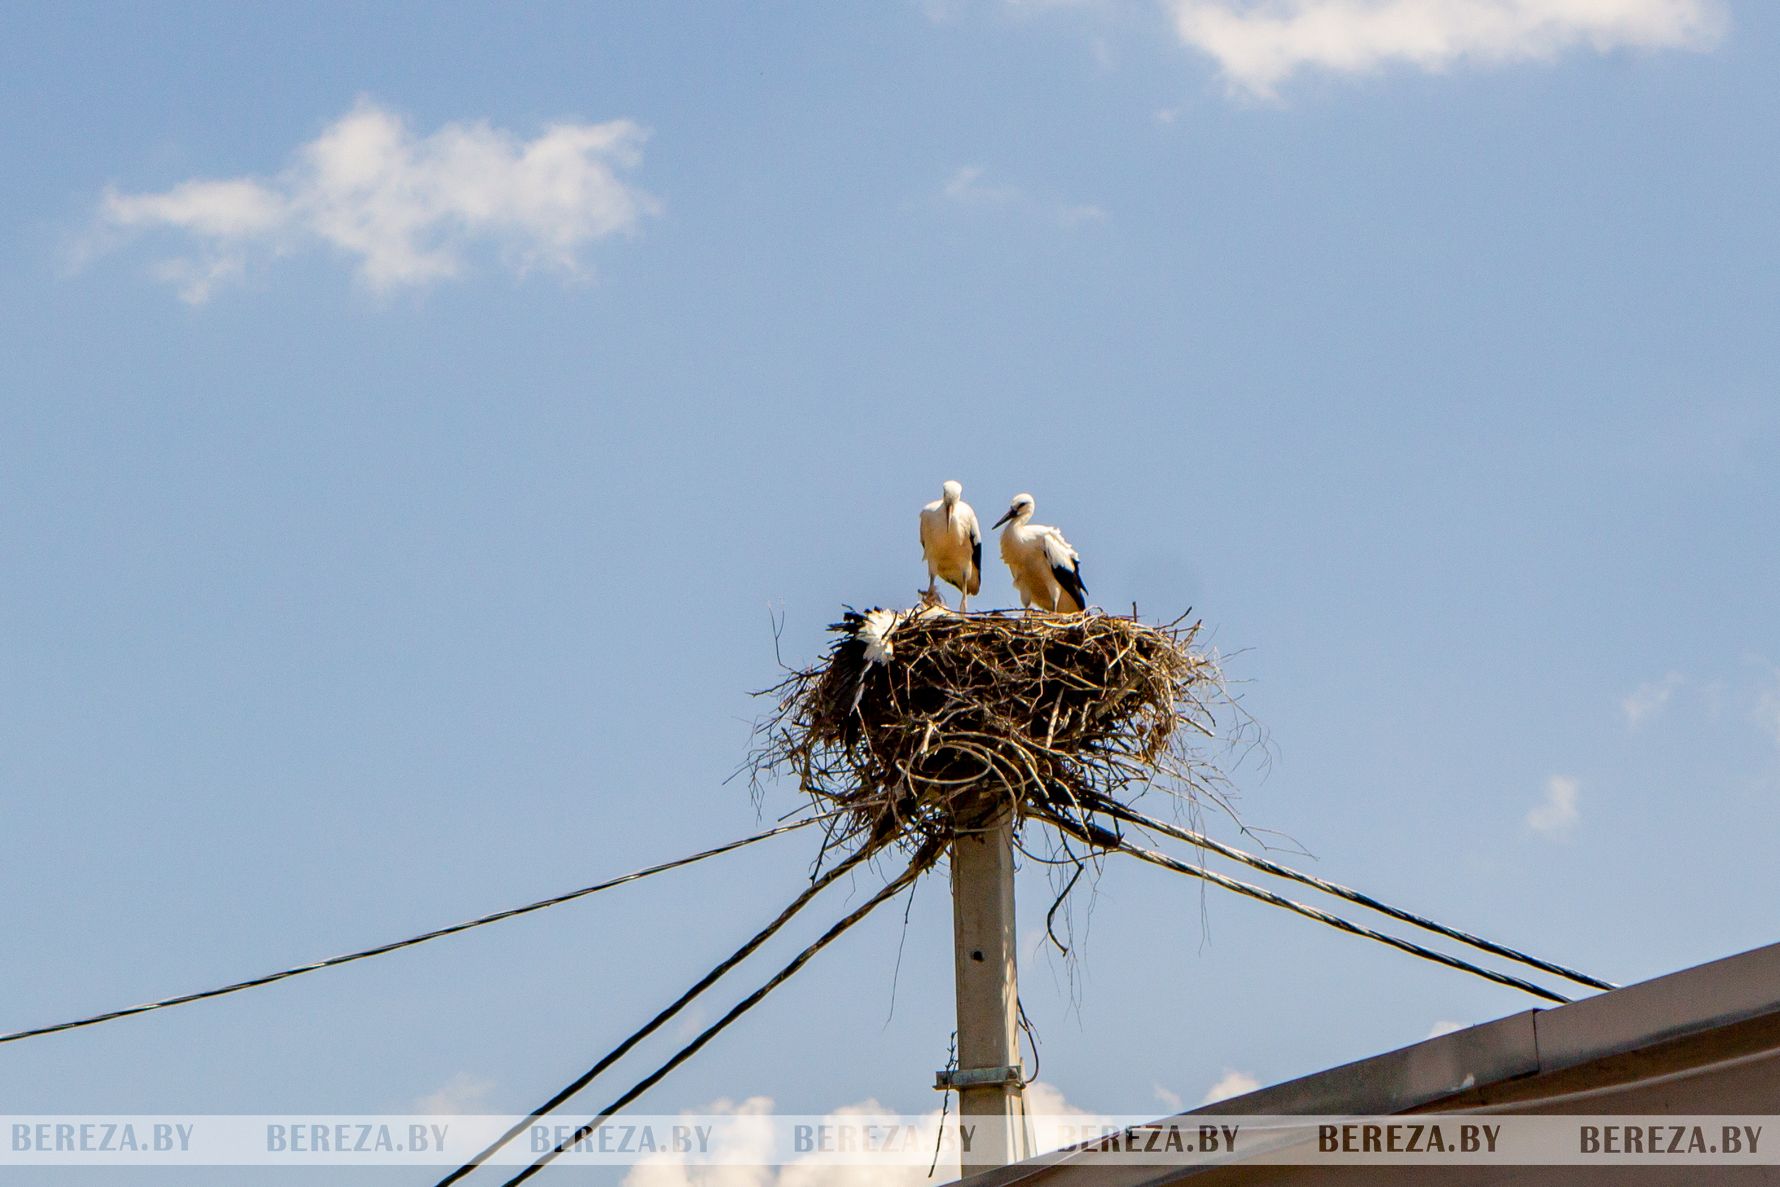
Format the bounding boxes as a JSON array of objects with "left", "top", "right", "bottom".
[{"left": 749, "top": 608, "right": 1233, "bottom": 865}]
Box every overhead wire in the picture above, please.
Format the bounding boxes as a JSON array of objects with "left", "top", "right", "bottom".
[
  {"left": 1049, "top": 818, "right": 1570, "bottom": 1004},
  {"left": 0, "top": 815, "right": 828, "bottom": 1047},
  {"left": 7, "top": 757, "right": 1611, "bottom": 1187},
  {"left": 494, "top": 841, "right": 938, "bottom": 1186},
  {"left": 433, "top": 839, "right": 889, "bottom": 1187},
  {"left": 1090, "top": 798, "right": 1615, "bottom": 991}
]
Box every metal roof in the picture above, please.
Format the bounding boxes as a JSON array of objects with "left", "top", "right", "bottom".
[{"left": 955, "top": 940, "right": 1780, "bottom": 1186}]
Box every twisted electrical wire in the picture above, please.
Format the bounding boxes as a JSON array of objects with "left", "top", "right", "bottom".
[
  {"left": 0, "top": 816, "right": 826, "bottom": 1046},
  {"left": 1091, "top": 797, "right": 1615, "bottom": 991},
  {"left": 1050, "top": 818, "right": 1570, "bottom": 1004},
  {"left": 497, "top": 841, "right": 938, "bottom": 1185},
  {"left": 434, "top": 839, "right": 891, "bottom": 1187}
]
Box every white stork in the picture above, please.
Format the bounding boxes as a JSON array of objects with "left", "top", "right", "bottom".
[
  {"left": 918, "top": 480, "right": 982, "bottom": 611},
  {"left": 832, "top": 603, "right": 944, "bottom": 715},
  {"left": 993, "top": 492, "right": 1088, "bottom": 613},
  {"left": 835, "top": 607, "right": 903, "bottom": 713}
]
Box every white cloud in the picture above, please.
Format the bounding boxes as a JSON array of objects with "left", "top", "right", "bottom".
[
  {"left": 1426, "top": 1019, "right": 1465, "bottom": 1039},
  {"left": 941, "top": 165, "right": 1107, "bottom": 227},
  {"left": 1153, "top": 1082, "right": 1185, "bottom": 1112},
  {"left": 943, "top": 165, "right": 1025, "bottom": 207},
  {"left": 1526, "top": 774, "right": 1580, "bottom": 837},
  {"left": 1010, "top": 1083, "right": 1118, "bottom": 1163},
  {"left": 411, "top": 1071, "right": 494, "bottom": 1115},
  {"left": 1201, "top": 1068, "right": 1260, "bottom": 1104},
  {"left": 1167, "top": 0, "right": 1725, "bottom": 98},
  {"left": 625, "top": 1095, "right": 947, "bottom": 1187},
  {"left": 1622, "top": 672, "right": 1685, "bottom": 728},
  {"left": 149, "top": 253, "right": 250, "bottom": 306},
  {"left": 107, "top": 177, "right": 289, "bottom": 238},
  {"left": 1025, "top": 1080, "right": 1110, "bottom": 1125},
  {"left": 623, "top": 1096, "right": 781, "bottom": 1187},
  {"left": 622, "top": 1082, "right": 1112, "bottom": 1186},
  {"left": 94, "top": 98, "right": 656, "bottom": 302}
]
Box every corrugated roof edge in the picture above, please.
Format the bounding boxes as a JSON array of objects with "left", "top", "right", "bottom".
[
  {"left": 951, "top": 939, "right": 1780, "bottom": 1186},
  {"left": 1192, "top": 939, "right": 1780, "bottom": 1118}
]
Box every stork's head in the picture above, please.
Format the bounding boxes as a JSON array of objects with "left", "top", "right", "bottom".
[
  {"left": 941, "top": 480, "right": 963, "bottom": 526},
  {"left": 993, "top": 492, "right": 1035, "bottom": 529}
]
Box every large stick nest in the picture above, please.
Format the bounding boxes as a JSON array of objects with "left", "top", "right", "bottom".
[{"left": 750, "top": 608, "right": 1234, "bottom": 859}]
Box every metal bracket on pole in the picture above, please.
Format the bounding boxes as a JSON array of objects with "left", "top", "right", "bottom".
[{"left": 934, "top": 1065, "right": 1024, "bottom": 1091}]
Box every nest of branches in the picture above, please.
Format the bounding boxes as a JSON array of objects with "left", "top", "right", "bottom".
[{"left": 749, "top": 608, "right": 1233, "bottom": 862}]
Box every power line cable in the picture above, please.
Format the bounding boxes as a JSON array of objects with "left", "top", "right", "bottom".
[
  {"left": 0, "top": 816, "right": 826, "bottom": 1047},
  {"left": 1050, "top": 819, "right": 1569, "bottom": 1004},
  {"left": 1090, "top": 798, "right": 1615, "bottom": 991},
  {"left": 497, "top": 842, "right": 938, "bottom": 1186},
  {"left": 433, "top": 839, "right": 886, "bottom": 1187}
]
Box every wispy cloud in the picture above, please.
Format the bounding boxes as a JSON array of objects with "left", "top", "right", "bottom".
[
  {"left": 93, "top": 98, "right": 657, "bottom": 302},
  {"left": 411, "top": 1071, "right": 493, "bottom": 1115},
  {"left": 1154, "top": 1082, "right": 1185, "bottom": 1112},
  {"left": 1615, "top": 659, "right": 1780, "bottom": 749},
  {"left": 1526, "top": 774, "right": 1580, "bottom": 838},
  {"left": 941, "top": 165, "right": 1107, "bottom": 227},
  {"left": 1622, "top": 672, "right": 1685, "bottom": 729},
  {"left": 943, "top": 165, "right": 1026, "bottom": 207},
  {"left": 1201, "top": 1068, "right": 1260, "bottom": 1104},
  {"left": 1426, "top": 1019, "right": 1465, "bottom": 1039},
  {"left": 1167, "top": 0, "right": 1726, "bottom": 98}
]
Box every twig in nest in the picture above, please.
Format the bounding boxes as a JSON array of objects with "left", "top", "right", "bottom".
[{"left": 747, "top": 608, "right": 1237, "bottom": 862}]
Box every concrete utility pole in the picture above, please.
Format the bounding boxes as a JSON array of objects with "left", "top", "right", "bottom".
[{"left": 939, "top": 804, "right": 1030, "bottom": 1174}]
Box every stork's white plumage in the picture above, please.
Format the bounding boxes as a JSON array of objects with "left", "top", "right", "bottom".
[
  {"left": 993, "top": 492, "right": 1088, "bottom": 613},
  {"left": 833, "top": 607, "right": 903, "bottom": 715},
  {"left": 854, "top": 607, "right": 902, "bottom": 667},
  {"left": 833, "top": 604, "right": 946, "bottom": 714},
  {"left": 918, "top": 480, "right": 982, "bottom": 612}
]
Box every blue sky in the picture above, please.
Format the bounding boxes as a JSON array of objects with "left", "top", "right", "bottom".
[{"left": 3, "top": 0, "right": 1778, "bottom": 1182}]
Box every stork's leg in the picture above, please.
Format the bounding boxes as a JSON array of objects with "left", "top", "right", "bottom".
[{"left": 959, "top": 591, "right": 969, "bottom": 613}]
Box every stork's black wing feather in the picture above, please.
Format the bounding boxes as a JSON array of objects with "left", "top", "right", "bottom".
[
  {"left": 828, "top": 608, "right": 883, "bottom": 726},
  {"left": 1053, "top": 561, "right": 1088, "bottom": 612}
]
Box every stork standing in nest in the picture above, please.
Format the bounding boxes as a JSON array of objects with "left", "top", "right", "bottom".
[
  {"left": 994, "top": 492, "right": 1088, "bottom": 613},
  {"left": 919, "top": 480, "right": 982, "bottom": 611}
]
